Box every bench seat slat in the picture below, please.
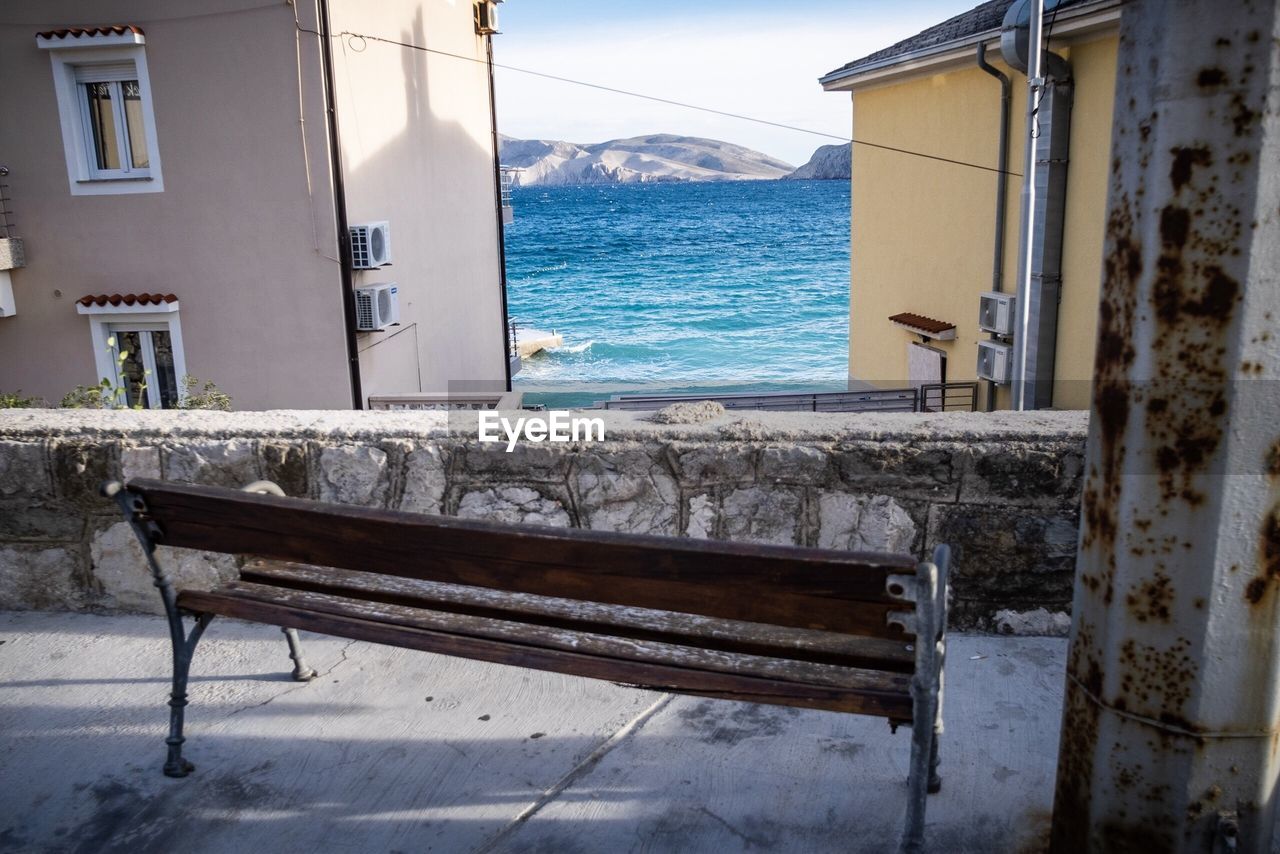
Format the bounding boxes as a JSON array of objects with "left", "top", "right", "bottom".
[
  {"left": 241, "top": 560, "right": 917, "bottom": 673},
  {"left": 133, "top": 479, "right": 914, "bottom": 637},
  {"left": 176, "top": 588, "right": 914, "bottom": 721},
  {"left": 212, "top": 581, "right": 912, "bottom": 693}
]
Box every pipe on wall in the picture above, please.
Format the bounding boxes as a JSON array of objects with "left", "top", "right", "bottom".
[
  {"left": 1005, "top": 0, "right": 1072, "bottom": 411},
  {"left": 317, "top": 0, "right": 364, "bottom": 409},
  {"left": 976, "top": 42, "right": 1011, "bottom": 413},
  {"left": 484, "top": 30, "right": 514, "bottom": 393},
  {"left": 1021, "top": 73, "right": 1072, "bottom": 410}
]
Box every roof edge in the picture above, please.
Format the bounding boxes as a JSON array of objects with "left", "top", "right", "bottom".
[
  {"left": 35, "top": 25, "right": 145, "bottom": 49},
  {"left": 819, "top": 0, "right": 1122, "bottom": 91}
]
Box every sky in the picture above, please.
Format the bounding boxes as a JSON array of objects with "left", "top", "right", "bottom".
[{"left": 491, "top": 0, "right": 977, "bottom": 167}]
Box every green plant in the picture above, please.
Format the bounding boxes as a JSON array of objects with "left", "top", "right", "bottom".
[
  {"left": 61, "top": 335, "right": 149, "bottom": 409},
  {"left": 177, "top": 376, "right": 232, "bottom": 411},
  {"left": 59, "top": 382, "right": 109, "bottom": 409},
  {"left": 0, "top": 390, "right": 45, "bottom": 408}
]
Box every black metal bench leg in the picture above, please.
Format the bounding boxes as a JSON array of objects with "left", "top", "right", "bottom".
[
  {"left": 164, "top": 612, "right": 212, "bottom": 778},
  {"left": 928, "top": 731, "right": 942, "bottom": 794},
  {"left": 165, "top": 670, "right": 194, "bottom": 776},
  {"left": 282, "top": 627, "right": 318, "bottom": 682},
  {"left": 103, "top": 483, "right": 222, "bottom": 779}
]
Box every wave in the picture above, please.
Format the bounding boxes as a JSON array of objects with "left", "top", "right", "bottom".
[{"left": 504, "top": 180, "right": 851, "bottom": 388}]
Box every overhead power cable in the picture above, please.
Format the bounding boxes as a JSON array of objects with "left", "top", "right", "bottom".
[{"left": 300, "top": 24, "right": 1022, "bottom": 178}]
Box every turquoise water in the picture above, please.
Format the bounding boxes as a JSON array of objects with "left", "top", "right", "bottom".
[{"left": 503, "top": 180, "right": 850, "bottom": 408}]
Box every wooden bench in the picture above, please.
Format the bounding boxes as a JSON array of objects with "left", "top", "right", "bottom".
[{"left": 104, "top": 477, "right": 950, "bottom": 852}]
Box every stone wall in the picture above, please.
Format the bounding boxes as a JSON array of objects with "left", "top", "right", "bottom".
[{"left": 0, "top": 408, "right": 1088, "bottom": 629}]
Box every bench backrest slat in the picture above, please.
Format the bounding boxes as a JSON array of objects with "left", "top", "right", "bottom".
[{"left": 130, "top": 479, "right": 916, "bottom": 638}]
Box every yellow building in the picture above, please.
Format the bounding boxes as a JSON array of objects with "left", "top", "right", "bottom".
[{"left": 821, "top": 0, "right": 1122, "bottom": 410}]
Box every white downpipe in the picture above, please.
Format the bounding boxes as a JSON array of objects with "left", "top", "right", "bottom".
[{"left": 1011, "top": 0, "right": 1044, "bottom": 411}]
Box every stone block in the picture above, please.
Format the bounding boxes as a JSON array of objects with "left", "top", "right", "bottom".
[
  {"left": 317, "top": 445, "right": 389, "bottom": 506},
  {"left": 815, "top": 492, "right": 917, "bottom": 553},
  {"left": 957, "top": 443, "right": 1085, "bottom": 506},
  {"left": 573, "top": 449, "right": 678, "bottom": 534},
  {"left": 928, "top": 503, "right": 1079, "bottom": 622},
  {"left": 719, "top": 486, "right": 803, "bottom": 545},
  {"left": 757, "top": 445, "right": 832, "bottom": 485},
  {"left": 0, "top": 545, "right": 88, "bottom": 610},
  {"left": 259, "top": 442, "right": 309, "bottom": 497},
  {"left": 163, "top": 439, "right": 260, "bottom": 487},
  {"left": 455, "top": 485, "right": 571, "bottom": 527},
  {"left": 0, "top": 501, "right": 85, "bottom": 542},
  {"left": 649, "top": 401, "right": 725, "bottom": 424},
  {"left": 673, "top": 444, "right": 754, "bottom": 486},
  {"left": 120, "top": 445, "right": 162, "bottom": 481},
  {"left": 457, "top": 441, "right": 570, "bottom": 482},
  {"left": 52, "top": 441, "right": 118, "bottom": 508},
  {"left": 0, "top": 441, "right": 50, "bottom": 499},
  {"left": 686, "top": 493, "right": 716, "bottom": 539},
  {"left": 835, "top": 442, "right": 958, "bottom": 502},
  {"left": 90, "top": 521, "right": 237, "bottom": 614},
  {"left": 993, "top": 608, "right": 1072, "bottom": 637},
  {"left": 399, "top": 444, "right": 447, "bottom": 515}
]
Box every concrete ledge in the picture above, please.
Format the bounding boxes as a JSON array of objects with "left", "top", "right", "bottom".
[
  {"left": 0, "top": 408, "right": 1087, "bottom": 442},
  {"left": 0, "top": 409, "right": 1087, "bottom": 627}
]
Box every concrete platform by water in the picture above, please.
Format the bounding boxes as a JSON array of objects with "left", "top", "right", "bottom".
[
  {"left": 0, "top": 612, "right": 1066, "bottom": 853},
  {"left": 515, "top": 328, "right": 563, "bottom": 359}
]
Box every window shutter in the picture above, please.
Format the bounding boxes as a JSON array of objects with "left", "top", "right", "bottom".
[{"left": 74, "top": 62, "right": 137, "bottom": 83}]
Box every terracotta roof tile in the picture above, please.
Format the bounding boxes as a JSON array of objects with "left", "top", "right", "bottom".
[
  {"left": 36, "top": 24, "right": 144, "bottom": 41},
  {"left": 77, "top": 293, "right": 177, "bottom": 308},
  {"left": 888, "top": 312, "right": 956, "bottom": 335}
]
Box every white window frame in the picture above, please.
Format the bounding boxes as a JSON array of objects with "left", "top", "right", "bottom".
[
  {"left": 77, "top": 76, "right": 146, "bottom": 182},
  {"left": 78, "top": 301, "right": 186, "bottom": 409},
  {"left": 39, "top": 35, "right": 164, "bottom": 195}
]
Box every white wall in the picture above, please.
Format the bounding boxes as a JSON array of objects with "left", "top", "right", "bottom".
[{"left": 329, "top": 0, "right": 508, "bottom": 398}]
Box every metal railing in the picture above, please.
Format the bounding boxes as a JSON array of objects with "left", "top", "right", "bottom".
[
  {"left": 368, "top": 391, "right": 524, "bottom": 411},
  {"left": 498, "top": 165, "right": 520, "bottom": 208},
  {"left": 0, "top": 165, "right": 15, "bottom": 238},
  {"left": 918, "top": 382, "right": 981, "bottom": 412},
  {"left": 597, "top": 382, "right": 981, "bottom": 414}
]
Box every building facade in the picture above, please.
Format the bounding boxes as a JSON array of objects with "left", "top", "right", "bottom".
[
  {"left": 0, "top": 0, "right": 510, "bottom": 410},
  {"left": 821, "top": 0, "right": 1122, "bottom": 410}
]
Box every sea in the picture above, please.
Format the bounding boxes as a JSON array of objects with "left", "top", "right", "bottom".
[{"left": 502, "top": 179, "right": 850, "bottom": 409}]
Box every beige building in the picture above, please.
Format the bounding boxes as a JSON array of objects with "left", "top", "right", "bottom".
[
  {"left": 0, "top": 0, "right": 512, "bottom": 410},
  {"left": 821, "top": 0, "right": 1122, "bottom": 410}
]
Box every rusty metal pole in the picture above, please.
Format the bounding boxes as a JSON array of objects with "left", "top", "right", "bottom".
[{"left": 1051, "top": 0, "right": 1280, "bottom": 850}]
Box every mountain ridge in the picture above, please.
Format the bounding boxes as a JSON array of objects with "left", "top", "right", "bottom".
[
  {"left": 782, "top": 143, "right": 851, "bottom": 181},
  {"left": 499, "top": 133, "right": 794, "bottom": 186}
]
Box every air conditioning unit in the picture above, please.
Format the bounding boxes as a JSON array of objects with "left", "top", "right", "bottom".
[
  {"left": 978, "top": 291, "right": 1016, "bottom": 336},
  {"left": 977, "top": 340, "right": 1012, "bottom": 384},
  {"left": 354, "top": 283, "right": 400, "bottom": 331},
  {"left": 349, "top": 222, "right": 391, "bottom": 269},
  {"left": 474, "top": 0, "right": 500, "bottom": 35}
]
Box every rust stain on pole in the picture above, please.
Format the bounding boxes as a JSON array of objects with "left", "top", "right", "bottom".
[{"left": 1247, "top": 507, "right": 1280, "bottom": 605}]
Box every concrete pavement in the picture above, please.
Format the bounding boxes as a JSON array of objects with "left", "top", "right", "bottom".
[{"left": 0, "top": 612, "right": 1066, "bottom": 853}]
